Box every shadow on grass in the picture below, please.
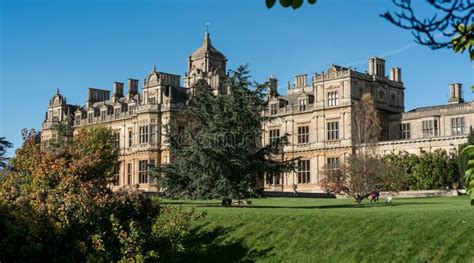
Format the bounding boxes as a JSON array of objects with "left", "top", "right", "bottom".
[
  {"left": 162, "top": 201, "right": 221, "bottom": 206},
  {"left": 177, "top": 223, "right": 273, "bottom": 262},
  {"left": 242, "top": 202, "right": 443, "bottom": 209},
  {"left": 164, "top": 201, "right": 442, "bottom": 210}
]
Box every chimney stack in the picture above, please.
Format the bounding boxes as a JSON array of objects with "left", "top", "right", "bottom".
[
  {"left": 369, "top": 58, "right": 375, "bottom": 75},
  {"left": 128, "top": 79, "right": 138, "bottom": 95},
  {"left": 86, "top": 88, "right": 110, "bottom": 108},
  {"left": 113, "top": 82, "right": 124, "bottom": 98},
  {"left": 268, "top": 76, "right": 278, "bottom": 98},
  {"left": 448, "top": 83, "right": 464, "bottom": 104},
  {"left": 294, "top": 74, "right": 307, "bottom": 88},
  {"left": 390, "top": 67, "right": 402, "bottom": 82},
  {"left": 395, "top": 67, "right": 401, "bottom": 82},
  {"left": 368, "top": 57, "right": 385, "bottom": 77}
]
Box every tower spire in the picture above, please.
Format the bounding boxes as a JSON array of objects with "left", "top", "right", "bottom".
[{"left": 204, "top": 23, "right": 211, "bottom": 47}]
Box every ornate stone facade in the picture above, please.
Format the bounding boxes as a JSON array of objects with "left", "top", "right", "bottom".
[
  {"left": 263, "top": 58, "right": 470, "bottom": 193},
  {"left": 41, "top": 31, "right": 226, "bottom": 192},
  {"left": 41, "top": 32, "right": 471, "bottom": 193}
]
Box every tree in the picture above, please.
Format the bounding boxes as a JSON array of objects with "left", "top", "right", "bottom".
[
  {"left": 383, "top": 149, "right": 462, "bottom": 191},
  {"left": 382, "top": 0, "right": 473, "bottom": 61},
  {"left": 0, "top": 137, "right": 13, "bottom": 170},
  {"left": 156, "top": 66, "right": 296, "bottom": 204},
  {"left": 321, "top": 94, "right": 404, "bottom": 203},
  {"left": 351, "top": 94, "right": 382, "bottom": 149},
  {"left": 322, "top": 154, "right": 405, "bottom": 203},
  {"left": 0, "top": 126, "right": 202, "bottom": 261},
  {"left": 461, "top": 145, "right": 474, "bottom": 205},
  {"left": 412, "top": 150, "right": 460, "bottom": 190},
  {"left": 458, "top": 130, "right": 474, "bottom": 187},
  {"left": 264, "top": 0, "right": 473, "bottom": 61}
]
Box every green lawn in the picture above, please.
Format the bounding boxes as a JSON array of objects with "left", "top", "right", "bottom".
[{"left": 160, "top": 196, "right": 474, "bottom": 262}]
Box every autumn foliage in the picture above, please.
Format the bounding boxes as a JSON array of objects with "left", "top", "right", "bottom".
[{"left": 0, "top": 127, "right": 201, "bottom": 261}]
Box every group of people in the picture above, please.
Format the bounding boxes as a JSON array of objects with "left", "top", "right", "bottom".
[{"left": 370, "top": 191, "right": 393, "bottom": 203}]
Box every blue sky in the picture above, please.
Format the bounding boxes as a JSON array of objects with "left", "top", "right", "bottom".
[{"left": 1, "top": 0, "right": 473, "bottom": 156}]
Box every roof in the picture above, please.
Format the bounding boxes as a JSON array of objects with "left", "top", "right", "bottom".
[
  {"left": 171, "top": 86, "right": 189, "bottom": 104},
  {"left": 407, "top": 102, "right": 471, "bottom": 113},
  {"left": 190, "top": 31, "right": 225, "bottom": 60},
  {"left": 49, "top": 89, "right": 66, "bottom": 107},
  {"left": 90, "top": 94, "right": 139, "bottom": 109}
]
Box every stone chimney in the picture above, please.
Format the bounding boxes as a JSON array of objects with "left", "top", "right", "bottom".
[
  {"left": 113, "top": 82, "right": 124, "bottom": 97},
  {"left": 448, "top": 83, "right": 464, "bottom": 104},
  {"left": 86, "top": 88, "right": 110, "bottom": 108},
  {"left": 368, "top": 57, "right": 385, "bottom": 77},
  {"left": 268, "top": 76, "right": 278, "bottom": 98},
  {"left": 390, "top": 67, "right": 402, "bottom": 82},
  {"left": 128, "top": 79, "right": 138, "bottom": 95},
  {"left": 294, "top": 74, "right": 307, "bottom": 88}
]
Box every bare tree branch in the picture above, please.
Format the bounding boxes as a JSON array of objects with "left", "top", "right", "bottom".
[{"left": 382, "top": 0, "right": 473, "bottom": 58}]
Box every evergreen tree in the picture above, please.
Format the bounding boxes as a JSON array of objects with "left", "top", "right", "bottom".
[
  {"left": 156, "top": 66, "right": 295, "bottom": 202},
  {"left": 0, "top": 137, "right": 13, "bottom": 170}
]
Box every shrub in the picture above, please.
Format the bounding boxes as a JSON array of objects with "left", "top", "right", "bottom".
[
  {"left": 0, "top": 127, "right": 203, "bottom": 261},
  {"left": 383, "top": 149, "right": 461, "bottom": 190}
]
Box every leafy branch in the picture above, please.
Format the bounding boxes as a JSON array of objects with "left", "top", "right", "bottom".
[{"left": 266, "top": 0, "right": 317, "bottom": 9}]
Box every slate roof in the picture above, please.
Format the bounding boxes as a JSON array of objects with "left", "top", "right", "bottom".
[{"left": 407, "top": 102, "right": 471, "bottom": 113}]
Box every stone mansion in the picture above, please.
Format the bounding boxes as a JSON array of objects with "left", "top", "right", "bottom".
[{"left": 41, "top": 31, "right": 472, "bottom": 193}]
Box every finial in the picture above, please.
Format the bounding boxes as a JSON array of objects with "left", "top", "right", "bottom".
[
  {"left": 56, "top": 88, "right": 60, "bottom": 95},
  {"left": 203, "top": 23, "right": 211, "bottom": 47},
  {"left": 153, "top": 64, "right": 156, "bottom": 71}
]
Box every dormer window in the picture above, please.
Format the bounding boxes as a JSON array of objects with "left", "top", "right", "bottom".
[
  {"left": 101, "top": 110, "right": 107, "bottom": 121},
  {"left": 75, "top": 114, "right": 81, "bottom": 126},
  {"left": 129, "top": 105, "right": 135, "bottom": 115},
  {"left": 270, "top": 103, "right": 278, "bottom": 115},
  {"left": 299, "top": 99, "right": 307, "bottom": 112}
]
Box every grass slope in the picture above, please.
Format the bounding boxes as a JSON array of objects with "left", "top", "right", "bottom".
[{"left": 162, "top": 196, "right": 473, "bottom": 262}]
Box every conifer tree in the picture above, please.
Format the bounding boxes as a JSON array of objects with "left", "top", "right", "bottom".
[
  {"left": 0, "top": 137, "right": 13, "bottom": 170},
  {"left": 156, "top": 66, "right": 295, "bottom": 203}
]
